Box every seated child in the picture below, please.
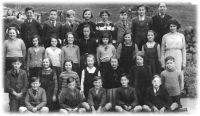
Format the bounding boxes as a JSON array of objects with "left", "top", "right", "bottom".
[
  {"left": 115, "top": 74, "right": 142, "bottom": 112},
  {"left": 19, "top": 77, "right": 49, "bottom": 113},
  {"left": 59, "top": 77, "right": 89, "bottom": 113},
  {"left": 143, "top": 75, "right": 171, "bottom": 112},
  {"left": 87, "top": 76, "right": 112, "bottom": 113}
]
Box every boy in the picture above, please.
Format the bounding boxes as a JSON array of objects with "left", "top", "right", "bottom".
[
  {"left": 115, "top": 74, "right": 142, "bottom": 112},
  {"left": 114, "top": 7, "right": 132, "bottom": 45},
  {"left": 5, "top": 57, "right": 28, "bottom": 112},
  {"left": 143, "top": 75, "right": 171, "bottom": 112},
  {"left": 21, "top": 7, "right": 42, "bottom": 49},
  {"left": 19, "top": 77, "right": 49, "bottom": 113},
  {"left": 161, "top": 56, "right": 183, "bottom": 111},
  {"left": 43, "top": 8, "right": 62, "bottom": 48},
  {"left": 87, "top": 76, "right": 112, "bottom": 113}
]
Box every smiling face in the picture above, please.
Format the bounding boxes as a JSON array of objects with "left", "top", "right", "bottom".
[
  {"left": 25, "top": 10, "right": 33, "bottom": 20},
  {"left": 138, "top": 6, "right": 146, "bottom": 16},
  {"left": 93, "top": 79, "right": 102, "bottom": 89},
  {"left": 67, "top": 34, "right": 74, "bottom": 44},
  {"left": 49, "top": 11, "right": 57, "bottom": 21},
  {"left": 136, "top": 55, "right": 144, "bottom": 66},
  {"left": 31, "top": 80, "right": 41, "bottom": 90},
  {"left": 119, "top": 13, "right": 128, "bottom": 21},
  {"left": 87, "top": 56, "right": 94, "bottom": 68},
  {"left": 65, "top": 61, "right": 72, "bottom": 71},
  {"left": 165, "top": 59, "right": 175, "bottom": 70},
  {"left": 32, "top": 37, "right": 39, "bottom": 47},
  {"left": 124, "top": 34, "right": 132, "bottom": 44},
  {"left": 68, "top": 81, "right": 76, "bottom": 90},
  {"left": 66, "top": 15, "right": 75, "bottom": 23},
  {"left": 8, "top": 29, "right": 17, "bottom": 40},
  {"left": 84, "top": 10, "right": 92, "bottom": 20},
  {"left": 147, "top": 31, "right": 155, "bottom": 42},
  {"left": 51, "top": 38, "right": 57, "bottom": 47},
  {"left": 101, "top": 12, "right": 109, "bottom": 22},
  {"left": 170, "top": 24, "right": 178, "bottom": 33},
  {"left": 102, "top": 37, "right": 109, "bottom": 45},
  {"left": 12, "top": 61, "right": 22, "bottom": 70},
  {"left": 158, "top": 3, "right": 167, "bottom": 14},
  {"left": 42, "top": 59, "right": 50, "bottom": 69}
]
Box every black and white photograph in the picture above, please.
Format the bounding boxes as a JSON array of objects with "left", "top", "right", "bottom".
[{"left": 1, "top": 0, "right": 198, "bottom": 114}]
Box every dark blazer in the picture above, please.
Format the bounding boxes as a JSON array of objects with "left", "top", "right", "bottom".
[
  {"left": 115, "top": 86, "right": 138, "bottom": 107},
  {"left": 144, "top": 85, "right": 172, "bottom": 109},
  {"left": 87, "top": 87, "right": 107, "bottom": 109}
]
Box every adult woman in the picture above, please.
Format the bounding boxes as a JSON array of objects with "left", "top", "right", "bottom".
[{"left": 161, "top": 19, "right": 186, "bottom": 90}]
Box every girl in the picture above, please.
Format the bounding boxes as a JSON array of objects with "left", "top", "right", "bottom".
[
  {"left": 27, "top": 35, "right": 45, "bottom": 79},
  {"left": 62, "top": 32, "right": 80, "bottom": 74},
  {"left": 80, "top": 54, "right": 100, "bottom": 99},
  {"left": 38, "top": 58, "right": 58, "bottom": 111},
  {"left": 117, "top": 32, "right": 138, "bottom": 74},
  {"left": 96, "top": 9, "right": 115, "bottom": 44},
  {"left": 45, "top": 36, "right": 62, "bottom": 81},
  {"left": 59, "top": 60, "right": 80, "bottom": 93},
  {"left": 96, "top": 33, "right": 116, "bottom": 79},
  {"left": 76, "top": 8, "right": 96, "bottom": 39},
  {"left": 4, "top": 27, "right": 26, "bottom": 72},
  {"left": 129, "top": 52, "right": 152, "bottom": 107},
  {"left": 142, "top": 30, "right": 161, "bottom": 75}
]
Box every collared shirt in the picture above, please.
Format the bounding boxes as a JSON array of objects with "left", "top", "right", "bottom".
[
  {"left": 138, "top": 15, "right": 145, "bottom": 21},
  {"left": 159, "top": 13, "right": 166, "bottom": 18},
  {"left": 51, "top": 20, "right": 56, "bottom": 26}
]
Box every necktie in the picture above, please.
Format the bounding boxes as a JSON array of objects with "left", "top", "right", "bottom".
[{"left": 52, "top": 21, "right": 56, "bottom": 27}]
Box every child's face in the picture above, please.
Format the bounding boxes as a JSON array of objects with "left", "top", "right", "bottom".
[
  {"left": 25, "top": 10, "right": 33, "bottom": 19},
  {"left": 66, "top": 15, "right": 75, "bottom": 23},
  {"left": 51, "top": 38, "right": 57, "bottom": 47},
  {"left": 12, "top": 61, "right": 22, "bottom": 70},
  {"left": 111, "top": 58, "right": 118, "bottom": 69},
  {"left": 87, "top": 57, "right": 94, "bottom": 68},
  {"left": 136, "top": 56, "right": 144, "bottom": 66},
  {"left": 152, "top": 77, "right": 161, "bottom": 89},
  {"left": 101, "top": 12, "right": 109, "bottom": 22},
  {"left": 43, "top": 59, "right": 50, "bottom": 69},
  {"left": 49, "top": 11, "right": 57, "bottom": 21},
  {"left": 84, "top": 11, "right": 92, "bottom": 20},
  {"left": 121, "top": 76, "right": 129, "bottom": 87},
  {"left": 83, "top": 27, "right": 90, "bottom": 37},
  {"left": 124, "top": 34, "right": 132, "bottom": 43},
  {"left": 138, "top": 6, "right": 146, "bottom": 16},
  {"left": 102, "top": 38, "right": 109, "bottom": 45},
  {"left": 31, "top": 80, "right": 41, "bottom": 90},
  {"left": 8, "top": 29, "right": 17, "bottom": 40},
  {"left": 169, "top": 24, "right": 177, "bottom": 33},
  {"left": 93, "top": 79, "right": 102, "bottom": 89},
  {"left": 65, "top": 62, "right": 72, "bottom": 71},
  {"left": 67, "top": 34, "right": 74, "bottom": 44},
  {"left": 166, "top": 59, "right": 175, "bottom": 70},
  {"left": 119, "top": 13, "right": 128, "bottom": 21},
  {"left": 147, "top": 31, "right": 155, "bottom": 42},
  {"left": 158, "top": 3, "right": 167, "bottom": 13},
  {"left": 68, "top": 81, "right": 76, "bottom": 89},
  {"left": 32, "top": 38, "right": 39, "bottom": 47}
]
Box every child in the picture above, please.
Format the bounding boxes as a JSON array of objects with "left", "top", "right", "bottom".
[
  {"left": 114, "top": 7, "right": 132, "bottom": 44},
  {"left": 81, "top": 54, "right": 101, "bottom": 99},
  {"left": 59, "top": 77, "right": 89, "bottom": 113},
  {"left": 143, "top": 75, "right": 171, "bottom": 112},
  {"left": 27, "top": 35, "right": 45, "bottom": 80},
  {"left": 59, "top": 60, "right": 80, "bottom": 93},
  {"left": 142, "top": 30, "right": 161, "bottom": 75},
  {"left": 96, "top": 33, "right": 116, "bottom": 78},
  {"left": 160, "top": 56, "right": 183, "bottom": 111},
  {"left": 87, "top": 76, "right": 112, "bottom": 113},
  {"left": 96, "top": 9, "right": 115, "bottom": 44},
  {"left": 62, "top": 32, "right": 80, "bottom": 74},
  {"left": 19, "top": 77, "right": 49, "bottom": 113},
  {"left": 38, "top": 58, "right": 58, "bottom": 111},
  {"left": 5, "top": 57, "right": 28, "bottom": 112},
  {"left": 117, "top": 32, "right": 138, "bottom": 74},
  {"left": 131, "top": 4, "right": 153, "bottom": 50},
  {"left": 21, "top": 7, "right": 42, "bottom": 49},
  {"left": 45, "top": 37, "right": 62, "bottom": 82},
  {"left": 43, "top": 8, "right": 62, "bottom": 48},
  {"left": 76, "top": 8, "right": 96, "bottom": 39},
  {"left": 115, "top": 74, "right": 142, "bottom": 112},
  {"left": 129, "top": 52, "right": 152, "bottom": 107}
]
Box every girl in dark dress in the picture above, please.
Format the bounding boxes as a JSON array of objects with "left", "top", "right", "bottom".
[{"left": 142, "top": 30, "right": 161, "bottom": 75}]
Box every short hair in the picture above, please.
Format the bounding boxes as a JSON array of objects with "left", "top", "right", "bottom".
[
  {"left": 137, "top": 4, "right": 146, "bottom": 10},
  {"left": 147, "top": 30, "right": 157, "bottom": 39},
  {"left": 165, "top": 56, "right": 175, "bottom": 63},
  {"left": 86, "top": 54, "right": 95, "bottom": 62},
  {"left": 99, "top": 33, "right": 112, "bottom": 44},
  {"left": 158, "top": 2, "right": 167, "bottom": 7},
  {"left": 25, "top": 7, "right": 34, "bottom": 13},
  {"left": 66, "top": 9, "right": 75, "bottom": 17},
  {"left": 49, "top": 8, "right": 57, "bottom": 14},
  {"left": 168, "top": 19, "right": 181, "bottom": 29},
  {"left": 93, "top": 76, "right": 102, "bottom": 82},
  {"left": 152, "top": 74, "right": 162, "bottom": 83},
  {"left": 32, "top": 35, "right": 41, "bottom": 43},
  {"left": 136, "top": 51, "right": 147, "bottom": 65},
  {"left": 110, "top": 56, "right": 118, "bottom": 62},
  {"left": 120, "top": 73, "right": 130, "bottom": 80},
  {"left": 30, "top": 76, "right": 40, "bottom": 83},
  {"left": 82, "top": 8, "right": 93, "bottom": 19},
  {"left": 11, "top": 57, "right": 22, "bottom": 63},
  {"left": 123, "top": 32, "right": 133, "bottom": 43},
  {"left": 120, "top": 7, "right": 128, "bottom": 14},
  {"left": 66, "top": 77, "right": 75, "bottom": 84},
  {"left": 63, "top": 60, "right": 74, "bottom": 71},
  {"left": 99, "top": 9, "right": 111, "bottom": 17}
]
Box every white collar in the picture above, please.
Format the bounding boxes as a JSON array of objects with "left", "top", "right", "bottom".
[{"left": 138, "top": 15, "right": 145, "bottom": 21}]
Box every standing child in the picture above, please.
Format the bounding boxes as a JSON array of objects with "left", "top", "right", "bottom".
[
  {"left": 80, "top": 54, "right": 100, "bottom": 99},
  {"left": 19, "top": 77, "right": 49, "bottom": 113},
  {"left": 142, "top": 30, "right": 161, "bottom": 75},
  {"left": 87, "top": 76, "right": 112, "bottom": 113},
  {"left": 38, "top": 58, "right": 58, "bottom": 111},
  {"left": 62, "top": 32, "right": 80, "bottom": 74},
  {"left": 160, "top": 56, "right": 183, "bottom": 111},
  {"left": 96, "top": 33, "right": 116, "bottom": 78},
  {"left": 117, "top": 32, "right": 138, "bottom": 74},
  {"left": 59, "top": 77, "right": 89, "bottom": 113},
  {"left": 45, "top": 37, "right": 62, "bottom": 82},
  {"left": 27, "top": 35, "right": 45, "bottom": 80},
  {"left": 5, "top": 57, "right": 28, "bottom": 112},
  {"left": 115, "top": 74, "right": 142, "bottom": 112}
]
